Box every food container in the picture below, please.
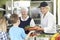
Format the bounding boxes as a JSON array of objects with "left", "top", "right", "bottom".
[{"left": 36, "top": 37, "right": 49, "bottom": 40}]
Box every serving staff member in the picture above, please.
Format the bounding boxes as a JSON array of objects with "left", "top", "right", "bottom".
[
  {"left": 19, "top": 7, "right": 36, "bottom": 34},
  {"left": 35, "top": 2, "right": 56, "bottom": 33}
]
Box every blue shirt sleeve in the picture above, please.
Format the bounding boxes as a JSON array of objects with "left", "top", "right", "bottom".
[{"left": 21, "top": 28, "right": 27, "bottom": 39}]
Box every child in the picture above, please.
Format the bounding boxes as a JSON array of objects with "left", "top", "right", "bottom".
[
  {"left": 0, "top": 17, "right": 8, "bottom": 40},
  {"left": 9, "top": 14, "right": 26, "bottom": 40}
]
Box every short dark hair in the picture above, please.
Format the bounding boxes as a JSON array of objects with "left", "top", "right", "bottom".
[
  {"left": 38, "top": 2, "right": 48, "bottom": 8},
  {"left": 10, "top": 14, "right": 19, "bottom": 24}
]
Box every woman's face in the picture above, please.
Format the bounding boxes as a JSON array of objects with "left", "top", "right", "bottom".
[
  {"left": 40, "top": 7, "right": 48, "bottom": 14},
  {"left": 21, "top": 9, "right": 28, "bottom": 16}
]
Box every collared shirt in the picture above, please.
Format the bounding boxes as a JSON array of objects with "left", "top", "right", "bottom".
[
  {"left": 21, "top": 16, "right": 35, "bottom": 27},
  {"left": 9, "top": 26, "right": 26, "bottom": 40},
  {"left": 0, "top": 31, "right": 8, "bottom": 40},
  {"left": 41, "top": 11, "right": 56, "bottom": 33}
]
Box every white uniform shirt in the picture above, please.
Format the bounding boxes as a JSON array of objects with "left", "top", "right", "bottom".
[
  {"left": 21, "top": 16, "right": 35, "bottom": 27},
  {"left": 41, "top": 11, "right": 56, "bottom": 33}
]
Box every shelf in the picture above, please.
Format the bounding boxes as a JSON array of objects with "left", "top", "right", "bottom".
[{"left": 33, "top": 18, "right": 40, "bottom": 20}]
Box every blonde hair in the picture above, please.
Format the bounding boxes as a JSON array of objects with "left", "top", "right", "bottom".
[
  {"left": 0, "top": 17, "right": 7, "bottom": 32},
  {"left": 46, "top": 6, "right": 50, "bottom": 11}
]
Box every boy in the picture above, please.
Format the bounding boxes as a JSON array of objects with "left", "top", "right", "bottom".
[{"left": 9, "top": 14, "right": 26, "bottom": 40}]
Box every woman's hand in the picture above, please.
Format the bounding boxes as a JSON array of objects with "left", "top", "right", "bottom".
[
  {"left": 36, "top": 27, "right": 44, "bottom": 31},
  {"left": 25, "top": 26, "right": 44, "bottom": 31},
  {"left": 33, "top": 26, "right": 44, "bottom": 31}
]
